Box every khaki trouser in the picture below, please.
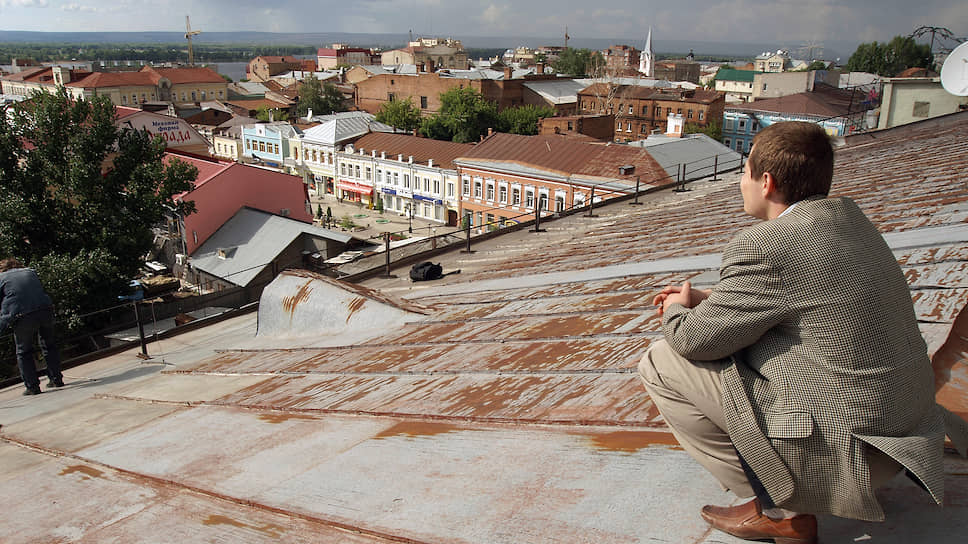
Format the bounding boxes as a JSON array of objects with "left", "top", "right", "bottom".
[{"left": 638, "top": 339, "right": 901, "bottom": 501}]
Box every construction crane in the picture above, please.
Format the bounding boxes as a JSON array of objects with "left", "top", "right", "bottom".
[{"left": 185, "top": 16, "right": 201, "bottom": 66}]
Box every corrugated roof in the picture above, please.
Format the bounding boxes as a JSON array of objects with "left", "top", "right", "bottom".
[
  {"left": 733, "top": 83, "right": 860, "bottom": 118},
  {"left": 634, "top": 133, "right": 744, "bottom": 182},
  {"left": 714, "top": 68, "right": 760, "bottom": 82},
  {"left": 302, "top": 112, "right": 395, "bottom": 145},
  {"left": 457, "top": 133, "right": 666, "bottom": 184},
  {"left": 2, "top": 111, "right": 968, "bottom": 543},
  {"left": 522, "top": 78, "right": 586, "bottom": 104},
  {"left": 190, "top": 208, "right": 352, "bottom": 287},
  {"left": 350, "top": 133, "right": 473, "bottom": 170}
]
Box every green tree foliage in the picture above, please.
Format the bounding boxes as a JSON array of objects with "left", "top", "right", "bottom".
[
  {"left": 256, "top": 105, "right": 289, "bottom": 122},
  {"left": 419, "top": 87, "right": 498, "bottom": 143},
  {"left": 296, "top": 74, "right": 347, "bottom": 117},
  {"left": 552, "top": 48, "right": 605, "bottom": 77},
  {"left": 496, "top": 105, "right": 557, "bottom": 135},
  {"left": 804, "top": 60, "right": 829, "bottom": 71},
  {"left": 0, "top": 87, "right": 197, "bottom": 327},
  {"left": 375, "top": 98, "right": 422, "bottom": 132},
  {"left": 684, "top": 119, "right": 722, "bottom": 141},
  {"left": 845, "top": 36, "right": 934, "bottom": 77}
]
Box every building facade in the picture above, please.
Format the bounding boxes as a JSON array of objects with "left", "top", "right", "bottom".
[
  {"left": 381, "top": 38, "right": 469, "bottom": 70},
  {"left": 876, "top": 77, "right": 968, "bottom": 130},
  {"left": 317, "top": 45, "right": 379, "bottom": 70},
  {"left": 247, "top": 56, "right": 304, "bottom": 82},
  {"left": 713, "top": 68, "right": 760, "bottom": 103},
  {"left": 578, "top": 84, "right": 725, "bottom": 142},
  {"left": 240, "top": 122, "right": 301, "bottom": 169}
]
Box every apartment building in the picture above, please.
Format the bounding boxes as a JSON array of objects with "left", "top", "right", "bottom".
[{"left": 578, "top": 84, "right": 725, "bottom": 142}]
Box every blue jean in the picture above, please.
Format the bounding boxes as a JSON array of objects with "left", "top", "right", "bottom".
[{"left": 14, "top": 307, "right": 62, "bottom": 390}]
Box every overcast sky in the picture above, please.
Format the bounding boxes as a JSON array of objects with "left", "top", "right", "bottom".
[{"left": 0, "top": 0, "right": 964, "bottom": 46}]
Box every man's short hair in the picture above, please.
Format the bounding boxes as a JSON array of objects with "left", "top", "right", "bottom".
[
  {"left": 749, "top": 121, "right": 834, "bottom": 204},
  {"left": 0, "top": 258, "right": 23, "bottom": 273}
]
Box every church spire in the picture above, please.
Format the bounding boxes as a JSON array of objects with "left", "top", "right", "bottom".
[{"left": 639, "top": 26, "right": 654, "bottom": 77}]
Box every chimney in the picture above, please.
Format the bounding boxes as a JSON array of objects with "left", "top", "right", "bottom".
[
  {"left": 427, "top": 59, "right": 435, "bottom": 72},
  {"left": 503, "top": 66, "right": 513, "bottom": 80},
  {"left": 381, "top": 151, "right": 386, "bottom": 159},
  {"left": 408, "top": 155, "right": 413, "bottom": 163},
  {"left": 372, "top": 150, "right": 377, "bottom": 157},
  {"left": 487, "top": 127, "right": 494, "bottom": 137},
  {"left": 666, "top": 113, "right": 685, "bottom": 138},
  {"left": 421, "top": 61, "right": 427, "bottom": 73},
  {"left": 398, "top": 154, "right": 403, "bottom": 161},
  {"left": 428, "top": 159, "right": 434, "bottom": 167},
  {"left": 306, "top": 108, "right": 313, "bottom": 120},
  {"left": 536, "top": 62, "right": 545, "bottom": 74}
]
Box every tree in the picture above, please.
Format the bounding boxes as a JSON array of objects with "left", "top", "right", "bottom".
[
  {"left": 296, "top": 74, "right": 346, "bottom": 117},
  {"left": 496, "top": 105, "right": 557, "bottom": 135},
  {"left": 552, "top": 48, "right": 604, "bottom": 77},
  {"left": 0, "top": 87, "right": 197, "bottom": 327},
  {"left": 375, "top": 98, "right": 422, "bottom": 132},
  {"left": 845, "top": 36, "right": 933, "bottom": 77},
  {"left": 419, "top": 87, "right": 498, "bottom": 143},
  {"left": 804, "top": 60, "right": 829, "bottom": 71},
  {"left": 684, "top": 119, "right": 722, "bottom": 141},
  {"left": 255, "top": 105, "right": 289, "bottom": 122},
  {"left": 315, "top": 204, "right": 323, "bottom": 219}
]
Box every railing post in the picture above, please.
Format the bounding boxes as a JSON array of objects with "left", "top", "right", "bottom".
[
  {"left": 531, "top": 203, "right": 545, "bottom": 232},
  {"left": 585, "top": 186, "right": 597, "bottom": 217},
  {"left": 461, "top": 213, "right": 474, "bottom": 253},
  {"left": 134, "top": 301, "right": 150, "bottom": 360},
  {"left": 630, "top": 174, "right": 642, "bottom": 206},
  {"left": 381, "top": 231, "right": 396, "bottom": 278}
]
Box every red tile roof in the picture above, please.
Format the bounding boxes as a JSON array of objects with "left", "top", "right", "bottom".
[
  {"left": 738, "top": 83, "right": 859, "bottom": 118},
  {"left": 579, "top": 83, "right": 722, "bottom": 104},
  {"left": 351, "top": 133, "right": 474, "bottom": 170},
  {"left": 69, "top": 70, "right": 156, "bottom": 88},
  {"left": 145, "top": 66, "right": 225, "bottom": 85},
  {"left": 459, "top": 132, "right": 666, "bottom": 183}
]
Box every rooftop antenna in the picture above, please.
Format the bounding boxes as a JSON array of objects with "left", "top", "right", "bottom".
[
  {"left": 185, "top": 16, "right": 202, "bottom": 66},
  {"left": 565, "top": 26, "right": 570, "bottom": 49},
  {"left": 799, "top": 39, "right": 824, "bottom": 62},
  {"left": 940, "top": 40, "right": 968, "bottom": 96}
]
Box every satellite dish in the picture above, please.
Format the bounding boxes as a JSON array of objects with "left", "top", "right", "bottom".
[{"left": 940, "top": 41, "right": 968, "bottom": 96}]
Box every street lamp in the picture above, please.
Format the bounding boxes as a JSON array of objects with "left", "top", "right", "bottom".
[{"left": 406, "top": 202, "right": 413, "bottom": 233}]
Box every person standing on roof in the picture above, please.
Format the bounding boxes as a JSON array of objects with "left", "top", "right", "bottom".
[
  {"left": 638, "top": 121, "right": 968, "bottom": 544},
  {"left": 0, "top": 258, "right": 65, "bottom": 396}
]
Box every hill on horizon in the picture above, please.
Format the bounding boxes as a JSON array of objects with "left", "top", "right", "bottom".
[{"left": 0, "top": 30, "right": 858, "bottom": 61}]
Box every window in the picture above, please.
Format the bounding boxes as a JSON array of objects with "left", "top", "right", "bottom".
[
  {"left": 751, "top": 121, "right": 759, "bottom": 132},
  {"left": 485, "top": 183, "right": 494, "bottom": 200},
  {"left": 616, "top": 121, "right": 623, "bottom": 132},
  {"left": 626, "top": 124, "right": 632, "bottom": 132},
  {"left": 567, "top": 121, "right": 573, "bottom": 130},
  {"left": 699, "top": 111, "right": 704, "bottom": 121},
  {"left": 404, "top": 174, "right": 410, "bottom": 188},
  {"left": 735, "top": 139, "right": 744, "bottom": 152},
  {"left": 555, "top": 196, "right": 565, "bottom": 212},
  {"left": 642, "top": 106, "right": 648, "bottom": 115},
  {"left": 912, "top": 101, "right": 930, "bottom": 118},
  {"left": 393, "top": 172, "right": 399, "bottom": 185},
  {"left": 376, "top": 169, "right": 382, "bottom": 183},
  {"left": 423, "top": 177, "right": 430, "bottom": 192},
  {"left": 218, "top": 91, "right": 224, "bottom": 98},
  {"left": 654, "top": 105, "right": 662, "bottom": 117},
  {"left": 259, "top": 142, "right": 266, "bottom": 152},
  {"left": 687, "top": 110, "right": 693, "bottom": 119},
  {"left": 388, "top": 92, "right": 395, "bottom": 101},
  {"left": 433, "top": 179, "right": 440, "bottom": 194},
  {"left": 201, "top": 91, "right": 206, "bottom": 100},
  {"left": 724, "top": 138, "right": 731, "bottom": 147},
  {"left": 474, "top": 181, "right": 482, "bottom": 198},
  {"left": 628, "top": 106, "right": 633, "bottom": 114},
  {"left": 512, "top": 188, "right": 521, "bottom": 206},
  {"left": 341, "top": 164, "right": 346, "bottom": 176},
  {"left": 447, "top": 182, "right": 455, "bottom": 197},
  {"left": 499, "top": 185, "right": 507, "bottom": 203},
  {"left": 525, "top": 189, "right": 534, "bottom": 208},
  {"left": 354, "top": 165, "right": 360, "bottom": 178},
  {"left": 462, "top": 178, "right": 470, "bottom": 195},
  {"left": 293, "top": 148, "right": 299, "bottom": 160},
  {"left": 667, "top": 107, "right": 673, "bottom": 115},
  {"left": 366, "top": 167, "right": 372, "bottom": 181},
  {"left": 738, "top": 119, "right": 747, "bottom": 131},
  {"left": 677, "top": 108, "right": 682, "bottom": 114},
  {"left": 725, "top": 118, "right": 734, "bottom": 131},
  {"left": 641, "top": 124, "right": 648, "bottom": 133},
  {"left": 420, "top": 96, "right": 428, "bottom": 109},
  {"left": 538, "top": 194, "right": 548, "bottom": 211},
  {"left": 762, "top": 83, "right": 768, "bottom": 91}
]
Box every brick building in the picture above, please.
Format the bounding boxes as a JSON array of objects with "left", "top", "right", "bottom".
[
  {"left": 603, "top": 45, "right": 640, "bottom": 72},
  {"left": 454, "top": 133, "right": 666, "bottom": 230},
  {"left": 653, "top": 61, "right": 701, "bottom": 84},
  {"left": 317, "top": 45, "right": 380, "bottom": 70},
  {"left": 247, "top": 56, "right": 305, "bottom": 82},
  {"left": 537, "top": 114, "right": 615, "bottom": 141},
  {"left": 355, "top": 68, "right": 559, "bottom": 114},
  {"left": 578, "top": 84, "right": 724, "bottom": 142}
]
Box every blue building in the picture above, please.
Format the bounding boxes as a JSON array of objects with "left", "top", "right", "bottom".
[{"left": 240, "top": 122, "right": 301, "bottom": 168}]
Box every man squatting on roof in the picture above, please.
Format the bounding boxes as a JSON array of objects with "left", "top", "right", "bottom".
[{"left": 638, "top": 121, "right": 968, "bottom": 544}]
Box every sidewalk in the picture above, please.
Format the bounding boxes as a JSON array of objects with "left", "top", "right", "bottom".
[{"left": 308, "top": 191, "right": 453, "bottom": 245}]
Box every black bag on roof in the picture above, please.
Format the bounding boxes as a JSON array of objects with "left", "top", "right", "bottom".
[{"left": 410, "top": 261, "right": 443, "bottom": 281}]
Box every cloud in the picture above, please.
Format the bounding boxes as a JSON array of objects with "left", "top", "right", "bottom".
[
  {"left": 479, "top": 3, "right": 509, "bottom": 26},
  {"left": 60, "top": 2, "right": 96, "bottom": 11},
  {"left": 1, "top": 0, "right": 49, "bottom": 7}
]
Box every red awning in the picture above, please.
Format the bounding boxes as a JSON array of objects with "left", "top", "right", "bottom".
[{"left": 338, "top": 181, "right": 373, "bottom": 195}]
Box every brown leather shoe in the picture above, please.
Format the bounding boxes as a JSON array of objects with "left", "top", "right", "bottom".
[{"left": 701, "top": 497, "right": 817, "bottom": 544}]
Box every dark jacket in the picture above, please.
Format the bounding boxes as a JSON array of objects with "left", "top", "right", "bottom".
[{"left": 0, "top": 268, "right": 54, "bottom": 333}]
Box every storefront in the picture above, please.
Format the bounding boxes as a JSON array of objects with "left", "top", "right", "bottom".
[{"left": 338, "top": 180, "right": 374, "bottom": 206}]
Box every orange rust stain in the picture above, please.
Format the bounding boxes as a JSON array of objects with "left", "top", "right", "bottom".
[
  {"left": 345, "top": 297, "right": 366, "bottom": 323},
  {"left": 202, "top": 515, "right": 285, "bottom": 537},
  {"left": 580, "top": 430, "right": 682, "bottom": 452},
  {"left": 257, "top": 413, "right": 319, "bottom": 424},
  {"left": 282, "top": 280, "right": 314, "bottom": 317},
  {"left": 374, "top": 421, "right": 461, "bottom": 439},
  {"left": 59, "top": 465, "right": 104, "bottom": 479}
]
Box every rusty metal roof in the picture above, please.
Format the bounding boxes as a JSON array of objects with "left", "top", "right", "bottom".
[
  {"left": 351, "top": 132, "right": 474, "bottom": 170},
  {"left": 2, "top": 111, "right": 968, "bottom": 543}
]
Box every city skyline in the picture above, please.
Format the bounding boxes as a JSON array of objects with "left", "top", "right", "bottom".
[{"left": 0, "top": 0, "right": 964, "bottom": 47}]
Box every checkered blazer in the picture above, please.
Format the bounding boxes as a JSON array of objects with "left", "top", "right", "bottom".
[{"left": 662, "top": 196, "right": 968, "bottom": 521}]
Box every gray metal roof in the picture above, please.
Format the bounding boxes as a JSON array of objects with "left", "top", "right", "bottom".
[
  {"left": 190, "top": 208, "right": 352, "bottom": 287},
  {"left": 302, "top": 112, "right": 395, "bottom": 145},
  {"left": 631, "top": 133, "right": 744, "bottom": 182},
  {"left": 521, "top": 79, "right": 587, "bottom": 104}
]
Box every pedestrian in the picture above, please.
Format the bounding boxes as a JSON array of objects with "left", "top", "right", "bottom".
[
  {"left": 640, "top": 122, "right": 968, "bottom": 543},
  {"left": 0, "top": 258, "right": 65, "bottom": 395}
]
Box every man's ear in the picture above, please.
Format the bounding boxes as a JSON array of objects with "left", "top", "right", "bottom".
[{"left": 761, "top": 171, "right": 779, "bottom": 199}]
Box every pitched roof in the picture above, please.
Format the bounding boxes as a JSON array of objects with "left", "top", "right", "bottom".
[
  {"left": 190, "top": 207, "right": 353, "bottom": 287},
  {"left": 145, "top": 66, "right": 226, "bottom": 85},
  {"left": 734, "top": 83, "right": 860, "bottom": 118},
  {"left": 458, "top": 132, "right": 666, "bottom": 184},
  {"left": 350, "top": 133, "right": 474, "bottom": 170},
  {"left": 579, "top": 83, "right": 721, "bottom": 103},
  {"left": 301, "top": 111, "right": 395, "bottom": 144},
  {"left": 714, "top": 68, "right": 760, "bottom": 82}
]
